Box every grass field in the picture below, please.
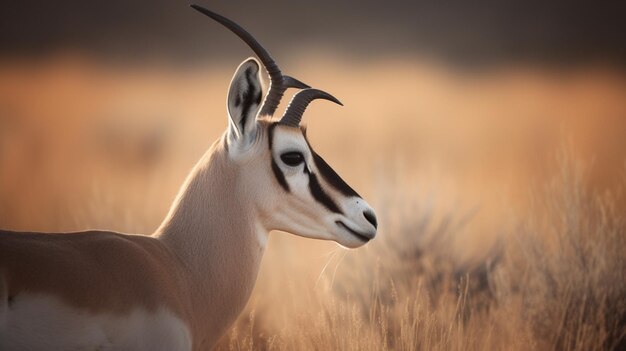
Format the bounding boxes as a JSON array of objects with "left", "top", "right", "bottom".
[{"left": 0, "top": 53, "right": 625, "bottom": 350}]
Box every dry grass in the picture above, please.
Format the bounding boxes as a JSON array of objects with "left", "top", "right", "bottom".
[
  {"left": 215, "top": 150, "right": 626, "bottom": 351},
  {"left": 0, "top": 54, "right": 625, "bottom": 350}
]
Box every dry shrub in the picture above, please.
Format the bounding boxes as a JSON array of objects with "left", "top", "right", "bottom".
[
  {"left": 497, "top": 151, "right": 626, "bottom": 351},
  {"left": 217, "top": 151, "right": 626, "bottom": 351}
]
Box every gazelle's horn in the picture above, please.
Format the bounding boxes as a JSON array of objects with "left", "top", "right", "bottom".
[
  {"left": 191, "top": 5, "right": 309, "bottom": 116},
  {"left": 279, "top": 89, "right": 343, "bottom": 127}
]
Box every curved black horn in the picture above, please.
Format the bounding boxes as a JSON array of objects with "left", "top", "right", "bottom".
[
  {"left": 279, "top": 89, "right": 343, "bottom": 127},
  {"left": 191, "top": 5, "right": 310, "bottom": 116}
]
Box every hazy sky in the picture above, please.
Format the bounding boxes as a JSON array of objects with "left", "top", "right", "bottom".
[{"left": 1, "top": 1, "right": 625, "bottom": 66}]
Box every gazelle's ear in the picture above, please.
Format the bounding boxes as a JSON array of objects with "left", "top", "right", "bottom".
[{"left": 227, "top": 58, "right": 263, "bottom": 146}]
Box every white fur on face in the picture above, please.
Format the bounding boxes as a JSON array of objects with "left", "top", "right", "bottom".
[{"left": 265, "top": 125, "right": 377, "bottom": 248}]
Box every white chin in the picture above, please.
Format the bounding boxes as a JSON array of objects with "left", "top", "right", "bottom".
[{"left": 335, "top": 234, "right": 370, "bottom": 249}]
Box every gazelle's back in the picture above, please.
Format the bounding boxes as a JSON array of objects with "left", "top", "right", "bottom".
[{"left": 0, "top": 230, "right": 193, "bottom": 351}]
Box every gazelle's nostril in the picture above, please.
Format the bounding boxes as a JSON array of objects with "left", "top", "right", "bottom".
[{"left": 363, "top": 210, "right": 378, "bottom": 229}]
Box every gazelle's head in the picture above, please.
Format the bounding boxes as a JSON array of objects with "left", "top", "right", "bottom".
[{"left": 193, "top": 5, "right": 377, "bottom": 248}]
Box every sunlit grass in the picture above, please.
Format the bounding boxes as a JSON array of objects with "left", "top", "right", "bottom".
[
  {"left": 0, "top": 55, "right": 625, "bottom": 350},
  {"left": 213, "top": 151, "right": 626, "bottom": 350}
]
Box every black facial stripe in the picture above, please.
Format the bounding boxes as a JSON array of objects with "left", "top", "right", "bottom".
[
  {"left": 239, "top": 67, "right": 261, "bottom": 133},
  {"left": 268, "top": 123, "right": 277, "bottom": 149},
  {"left": 312, "top": 151, "right": 360, "bottom": 198},
  {"left": 268, "top": 123, "right": 349, "bottom": 211},
  {"left": 301, "top": 129, "right": 360, "bottom": 198},
  {"left": 305, "top": 167, "right": 342, "bottom": 214},
  {"left": 271, "top": 158, "right": 289, "bottom": 191},
  {"left": 268, "top": 123, "right": 289, "bottom": 192}
]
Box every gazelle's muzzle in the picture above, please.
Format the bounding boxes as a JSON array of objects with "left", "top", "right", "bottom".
[{"left": 332, "top": 197, "right": 377, "bottom": 247}]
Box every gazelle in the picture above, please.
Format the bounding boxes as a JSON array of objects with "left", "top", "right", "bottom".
[{"left": 0, "top": 5, "right": 377, "bottom": 350}]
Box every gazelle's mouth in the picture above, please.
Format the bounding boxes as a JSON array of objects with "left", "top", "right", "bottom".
[{"left": 335, "top": 220, "right": 373, "bottom": 242}]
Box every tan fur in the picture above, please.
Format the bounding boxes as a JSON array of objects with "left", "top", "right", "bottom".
[
  {"left": 0, "top": 231, "right": 189, "bottom": 317},
  {"left": 155, "top": 134, "right": 270, "bottom": 347},
  {"left": 0, "top": 131, "right": 274, "bottom": 349},
  {"left": 0, "top": 85, "right": 375, "bottom": 349}
]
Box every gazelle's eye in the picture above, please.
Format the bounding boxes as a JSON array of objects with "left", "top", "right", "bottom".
[{"left": 280, "top": 152, "right": 304, "bottom": 167}]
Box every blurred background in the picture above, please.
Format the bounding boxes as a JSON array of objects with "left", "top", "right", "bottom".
[{"left": 1, "top": 1, "right": 625, "bottom": 349}]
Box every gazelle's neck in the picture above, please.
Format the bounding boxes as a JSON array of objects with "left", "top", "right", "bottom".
[{"left": 154, "top": 135, "right": 267, "bottom": 345}]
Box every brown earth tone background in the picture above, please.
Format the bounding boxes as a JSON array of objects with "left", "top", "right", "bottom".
[{"left": 1, "top": 1, "right": 625, "bottom": 349}]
